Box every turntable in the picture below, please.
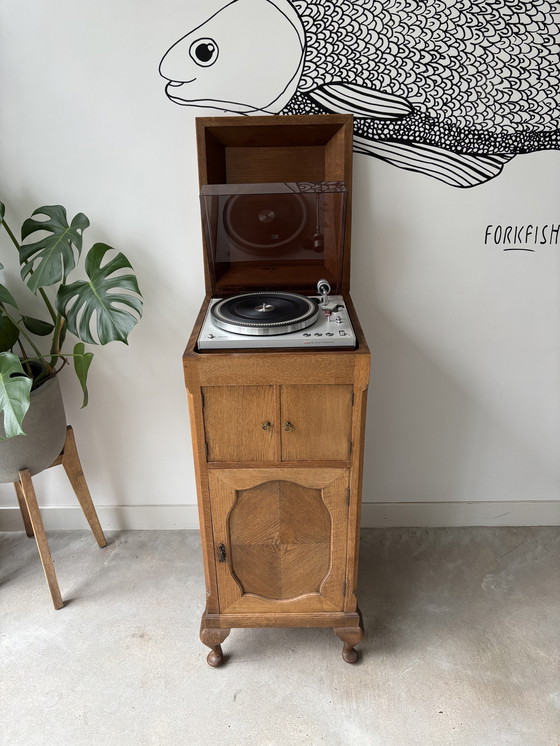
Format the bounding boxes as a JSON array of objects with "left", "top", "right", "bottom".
[{"left": 197, "top": 181, "right": 357, "bottom": 349}]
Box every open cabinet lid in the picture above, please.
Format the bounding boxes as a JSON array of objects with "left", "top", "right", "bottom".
[{"left": 195, "top": 114, "right": 354, "bottom": 297}]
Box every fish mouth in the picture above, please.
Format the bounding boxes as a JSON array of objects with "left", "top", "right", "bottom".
[
  {"left": 165, "top": 79, "right": 197, "bottom": 104},
  {"left": 166, "top": 79, "right": 196, "bottom": 87},
  {"left": 164, "top": 79, "right": 255, "bottom": 113}
]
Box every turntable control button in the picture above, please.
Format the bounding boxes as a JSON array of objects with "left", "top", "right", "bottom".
[
  {"left": 207, "top": 334, "right": 214, "bottom": 339},
  {"left": 303, "top": 333, "right": 311, "bottom": 337},
  {"left": 339, "top": 330, "right": 347, "bottom": 336},
  {"left": 335, "top": 316, "right": 343, "bottom": 324},
  {"left": 314, "top": 333, "right": 322, "bottom": 336},
  {"left": 326, "top": 332, "right": 334, "bottom": 336}
]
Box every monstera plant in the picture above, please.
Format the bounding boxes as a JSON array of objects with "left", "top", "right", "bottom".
[{"left": 0, "top": 201, "right": 143, "bottom": 439}]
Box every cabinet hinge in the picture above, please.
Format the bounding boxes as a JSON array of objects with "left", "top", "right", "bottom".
[
  {"left": 346, "top": 488, "right": 351, "bottom": 507},
  {"left": 351, "top": 392, "right": 355, "bottom": 406},
  {"left": 349, "top": 440, "right": 353, "bottom": 456},
  {"left": 204, "top": 441, "right": 209, "bottom": 459},
  {"left": 200, "top": 391, "right": 205, "bottom": 408},
  {"left": 342, "top": 580, "right": 347, "bottom": 597}
]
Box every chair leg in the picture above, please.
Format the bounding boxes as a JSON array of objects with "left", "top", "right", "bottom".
[
  {"left": 61, "top": 426, "right": 107, "bottom": 548},
  {"left": 17, "top": 469, "right": 64, "bottom": 610},
  {"left": 14, "top": 481, "right": 34, "bottom": 537}
]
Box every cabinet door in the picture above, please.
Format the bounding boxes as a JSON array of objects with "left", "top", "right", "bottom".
[
  {"left": 281, "top": 385, "right": 353, "bottom": 461},
  {"left": 202, "top": 386, "right": 279, "bottom": 462},
  {"left": 209, "top": 468, "right": 349, "bottom": 614}
]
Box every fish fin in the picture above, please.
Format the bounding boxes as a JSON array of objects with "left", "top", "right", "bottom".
[
  {"left": 308, "top": 84, "right": 413, "bottom": 120},
  {"left": 353, "top": 136, "right": 515, "bottom": 187}
]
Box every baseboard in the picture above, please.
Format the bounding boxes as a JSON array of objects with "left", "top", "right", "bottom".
[
  {"left": 1, "top": 500, "right": 558, "bottom": 531},
  {"left": 0, "top": 505, "right": 196, "bottom": 531},
  {"left": 360, "top": 501, "right": 560, "bottom": 527}
]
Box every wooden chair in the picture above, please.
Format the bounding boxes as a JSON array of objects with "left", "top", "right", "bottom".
[{"left": 13, "top": 425, "right": 107, "bottom": 609}]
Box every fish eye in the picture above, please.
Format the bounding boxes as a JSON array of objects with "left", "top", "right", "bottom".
[{"left": 189, "top": 38, "right": 219, "bottom": 67}]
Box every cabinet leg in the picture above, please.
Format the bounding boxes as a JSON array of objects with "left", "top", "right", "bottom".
[
  {"left": 334, "top": 608, "right": 364, "bottom": 664},
  {"left": 200, "top": 615, "right": 230, "bottom": 667}
]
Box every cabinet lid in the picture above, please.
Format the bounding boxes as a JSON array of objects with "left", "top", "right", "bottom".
[
  {"left": 195, "top": 114, "right": 354, "bottom": 296},
  {"left": 200, "top": 181, "right": 347, "bottom": 295}
]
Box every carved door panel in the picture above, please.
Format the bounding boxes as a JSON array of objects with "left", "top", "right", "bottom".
[
  {"left": 202, "top": 385, "right": 279, "bottom": 462},
  {"left": 209, "top": 468, "right": 349, "bottom": 614},
  {"left": 280, "top": 385, "right": 353, "bottom": 461}
]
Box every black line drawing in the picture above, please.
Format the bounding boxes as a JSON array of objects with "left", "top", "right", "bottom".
[{"left": 159, "top": 0, "right": 560, "bottom": 188}]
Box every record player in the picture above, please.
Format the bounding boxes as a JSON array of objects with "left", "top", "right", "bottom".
[{"left": 197, "top": 181, "right": 356, "bottom": 349}]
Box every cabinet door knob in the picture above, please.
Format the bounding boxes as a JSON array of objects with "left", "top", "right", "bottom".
[
  {"left": 261, "top": 421, "right": 272, "bottom": 431},
  {"left": 284, "top": 421, "right": 294, "bottom": 432},
  {"left": 218, "top": 543, "right": 227, "bottom": 563}
]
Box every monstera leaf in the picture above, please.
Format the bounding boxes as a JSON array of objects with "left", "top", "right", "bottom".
[
  {"left": 22, "top": 316, "right": 55, "bottom": 336},
  {"left": 0, "top": 314, "right": 20, "bottom": 352},
  {"left": 0, "top": 273, "right": 20, "bottom": 352},
  {"left": 72, "top": 342, "right": 94, "bottom": 407},
  {"left": 19, "top": 205, "right": 90, "bottom": 292},
  {"left": 0, "top": 352, "right": 32, "bottom": 438},
  {"left": 56, "top": 243, "right": 143, "bottom": 345},
  {"left": 0, "top": 281, "right": 18, "bottom": 309}
]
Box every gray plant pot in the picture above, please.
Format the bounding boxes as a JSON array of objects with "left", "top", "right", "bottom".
[{"left": 0, "top": 375, "right": 67, "bottom": 484}]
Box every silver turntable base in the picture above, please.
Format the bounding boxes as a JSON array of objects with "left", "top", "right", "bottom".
[{"left": 198, "top": 295, "right": 356, "bottom": 350}]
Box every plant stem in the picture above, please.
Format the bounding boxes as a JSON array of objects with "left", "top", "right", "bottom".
[
  {"left": 20, "top": 355, "right": 58, "bottom": 383},
  {"left": 39, "top": 288, "right": 58, "bottom": 324},
  {"left": 21, "top": 354, "right": 68, "bottom": 377},
  {"left": 1, "top": 218, "right": 20, "bottom": 251},
  {"left": 17, "top": 340, "right": 34, "bottom": 377},
  {"left": 50, "top": 314, "right": 66, "bottom": 368},
  {"left": 51, "top": 314, "right": 65, "bottom": 358},
  {"left": 17, "top": 339, "right": 28, "bottom": 358}
]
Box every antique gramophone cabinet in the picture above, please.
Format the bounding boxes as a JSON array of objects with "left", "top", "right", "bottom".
[{"left": 183, "top": 114, "right": 370, "bottom": 666}]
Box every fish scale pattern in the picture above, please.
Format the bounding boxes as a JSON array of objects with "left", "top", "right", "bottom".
[
  {"left": 291, "top": 0, "right": 560, "bottom": 133},
  {"left": 284, "top": 92, "right": 560, "bottom": 153}
]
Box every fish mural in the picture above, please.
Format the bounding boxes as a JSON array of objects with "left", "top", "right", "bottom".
[{"left": 159, "top": 0, "right": 560, "bottom": 187}]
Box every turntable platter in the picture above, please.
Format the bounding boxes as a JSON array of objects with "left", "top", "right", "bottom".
[{"left": 211, "top": 292, "right": 318, "bottom": 336}]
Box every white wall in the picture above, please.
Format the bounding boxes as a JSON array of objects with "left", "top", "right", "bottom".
[{"left": 0, "top": 0, "right": 558, "bottom": 528}]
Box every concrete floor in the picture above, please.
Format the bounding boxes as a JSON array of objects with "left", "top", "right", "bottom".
[{"left": 0, "top": 528, "right": 558, "bottom": 746}]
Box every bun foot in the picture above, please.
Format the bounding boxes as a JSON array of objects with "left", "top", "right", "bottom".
[
  {"left": 342, "top": 643, "right": 360, "bottom": 664},
  {"left": 207, "top": 645, "right": 224, "bottom": 667},
  {"left": 334, "top": 608, "right": 364, "bottom": 664},
  {"left": 200, "top": 613, "right": 230, "bottom": 668}
]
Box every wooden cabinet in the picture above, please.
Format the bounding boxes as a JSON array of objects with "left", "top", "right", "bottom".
[
  {"left": 184, "top": 341, "right": 370, "bottom": 666},
  {"left": 184, "top": 113, "right": 370, "bottom": 666}
]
